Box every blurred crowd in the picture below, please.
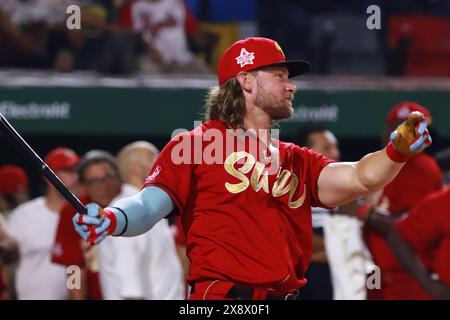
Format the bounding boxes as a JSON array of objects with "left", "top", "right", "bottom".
[
  {"left": 0, "top": 0, "right": 449, "bottom": 76},
  {"left": 0, "top": 140, "right": 188, "bottom": 300},
  {"left": 0, "top": 101, "right": 449, "bottom": 300},
  {"left": 0, "top": 0, "right": 217, "bottom": 74}
]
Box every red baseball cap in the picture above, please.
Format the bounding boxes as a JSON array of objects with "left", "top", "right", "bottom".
[
  {"left": 217, "top": 37, "right": 310, "bottom": 85},
  {"left": 0, "top": 165, "right": 29, "bottom": 195},
  {"left": 386, "top": 101, "right": 432, "bottom": 124},
  {"left": 44, "top": 147, "right": 80, "bottom": 172}
]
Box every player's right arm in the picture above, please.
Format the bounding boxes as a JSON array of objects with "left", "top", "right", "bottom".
[
  {"left": 317, "top": 112, "right": 431, "bottom": 208},
  {"left": 72, "top": 186, "right": 174, "bottom": 245}
]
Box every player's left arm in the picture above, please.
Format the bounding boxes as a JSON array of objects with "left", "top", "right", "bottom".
[{"left": 317, "top": 112, "right": 431, "bottom": 208}]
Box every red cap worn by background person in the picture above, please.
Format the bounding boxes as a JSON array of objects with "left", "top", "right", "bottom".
[
  {"left": 386, "top": 101, "right": 432, "bottom": 124},
  {"left": 217, "top": 37, "right": 310, "bottom": 85},
  {"left": 44, "top": 147, "right": 80, "bottom": 172},
  {"left": 0, "top": 165, "right": 29, "bottom": 195}
]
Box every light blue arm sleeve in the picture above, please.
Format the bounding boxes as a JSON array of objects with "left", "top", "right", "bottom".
[{"left": 106, "top": 186, "right": 175, "bottom": 237}]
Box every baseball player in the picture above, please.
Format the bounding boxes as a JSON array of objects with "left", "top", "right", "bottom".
[{"left": 73, "top": 37, "right": 433, "bottom": 300}]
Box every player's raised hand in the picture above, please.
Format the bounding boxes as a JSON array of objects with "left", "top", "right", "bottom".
[
  {"left": 389, "top": 111, "right": 432, "bottom": 155},
  {"left": 72, "top": 203, "right": 117, "bottom": 245}
]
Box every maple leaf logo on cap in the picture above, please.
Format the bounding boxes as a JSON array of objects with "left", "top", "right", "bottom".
[{"left": 235, "top": 48, "right": 255, "bottom": 68}]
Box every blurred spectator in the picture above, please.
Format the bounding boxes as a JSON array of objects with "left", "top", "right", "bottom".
[
  {"left": 52, "top": 150, "right": 123, "bottom": 300},
  {"left": 5, "top": 147, "right": 80, "bottom": 299},
  {"left": 0, "top": 0, "right": 134, "bottom": 73},
  {"left": 296, "top": 126, "right": 372, "bottom": 300},
  {"left": 0, "top": 165, "right": 28, "bottom": 300},
  {"left": 0, "top": 165, "right": 29, "bottom": 220},
  {"left": 295, "top": 125, "right": 337, "bottom": 299},
  {"left": 98, "top": 141, "right": 185, "bottom": 300},
  {"left": 119, "top": 0, "right": 210, "bottom": 73},
  {"left": 0, "top": 216, "right": 19, "bottom": 300},
  {"left": 363, "top": 101, "right": 443, "bottom": 300}
]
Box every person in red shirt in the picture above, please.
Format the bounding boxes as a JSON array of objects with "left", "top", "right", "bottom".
[
  {"left": 361, "top": 148, "right": 450, "bottom": 300},
  {"left": 73, "top": 37, "right": 433, "bottom": 300},
  {"left": 52, "top": 150, "right": 122, "bottom": 300},
  {"left": 362, "top": 101, "right": 443, "bottom": 300},
  {"left": 395, "top": 187, "right": 450, "bottom": 298}
]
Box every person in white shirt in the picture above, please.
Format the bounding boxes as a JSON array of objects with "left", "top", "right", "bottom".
[
  {"left": 98, "top": 141, "right": 185, "bottom": 300},
  {"left": 296, "top": 126, "right": 372, "bottom": 300},
  {"left": 131, "top": 0, "right": 209, "bottom": 74},
  {"left": 6, "top": 147, "right": 80, "bottom": 300}
]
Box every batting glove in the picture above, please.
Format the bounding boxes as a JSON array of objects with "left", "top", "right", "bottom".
[
  {"left": 72, "top": 203, "right": 117, "bottom": 245},
  {"left": 386, "top": 111, "right": 432, "bottom": 162}
]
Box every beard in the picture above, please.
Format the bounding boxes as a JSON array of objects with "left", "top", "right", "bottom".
[{"left": 253, "top": 82, "right": 294, "bottom": 120}]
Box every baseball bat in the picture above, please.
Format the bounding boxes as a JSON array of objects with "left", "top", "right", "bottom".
[{"left": 0, "top": 112, "right": 87, "bottom": 215}]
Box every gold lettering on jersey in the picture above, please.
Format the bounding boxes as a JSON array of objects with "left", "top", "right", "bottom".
[
  {"left": 224, "top": 152, "right": 306, "bottom": 209},
  {"left": 272, "top": 170, "right": 306, "bottom": 209},
  {"left": 224, "top": 151, "right": 255, "bottom": 193},
  {"left": 288, "top": 180, "right": 306, "bottom": 209},
  {"left": 272, "top": 169, "right": 292, "bottom": 197},
  {"left": 251, "top": 161, "right": 269, "bottom": 193}
]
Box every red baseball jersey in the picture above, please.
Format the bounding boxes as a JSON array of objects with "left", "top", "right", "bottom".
[
  {"left": 396, "top": 187, "right": 450, "bottom": 286},
  {"left": 364, "top": 153, "right": 442, "bottom": 299},
  {"left": 144, "top": 119, "right": 334, "bottom": 291},
  {"left": 52, "top": 199, "right": 103, "bottom": 300}
]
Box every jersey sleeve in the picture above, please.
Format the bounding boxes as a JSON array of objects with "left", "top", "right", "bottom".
[
  {"left": 144, "top": 132, "right": 194, "bottom": 216},
  {"left": 294, "top": 146, "right": 335, "bottom": 208},
  {"left": 51, "top": 203, "right": 86, "bottom": 267}
]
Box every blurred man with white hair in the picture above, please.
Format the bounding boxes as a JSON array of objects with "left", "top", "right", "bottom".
[{"left": 98, "top": 141, "right": 184, "bottom": 300}]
